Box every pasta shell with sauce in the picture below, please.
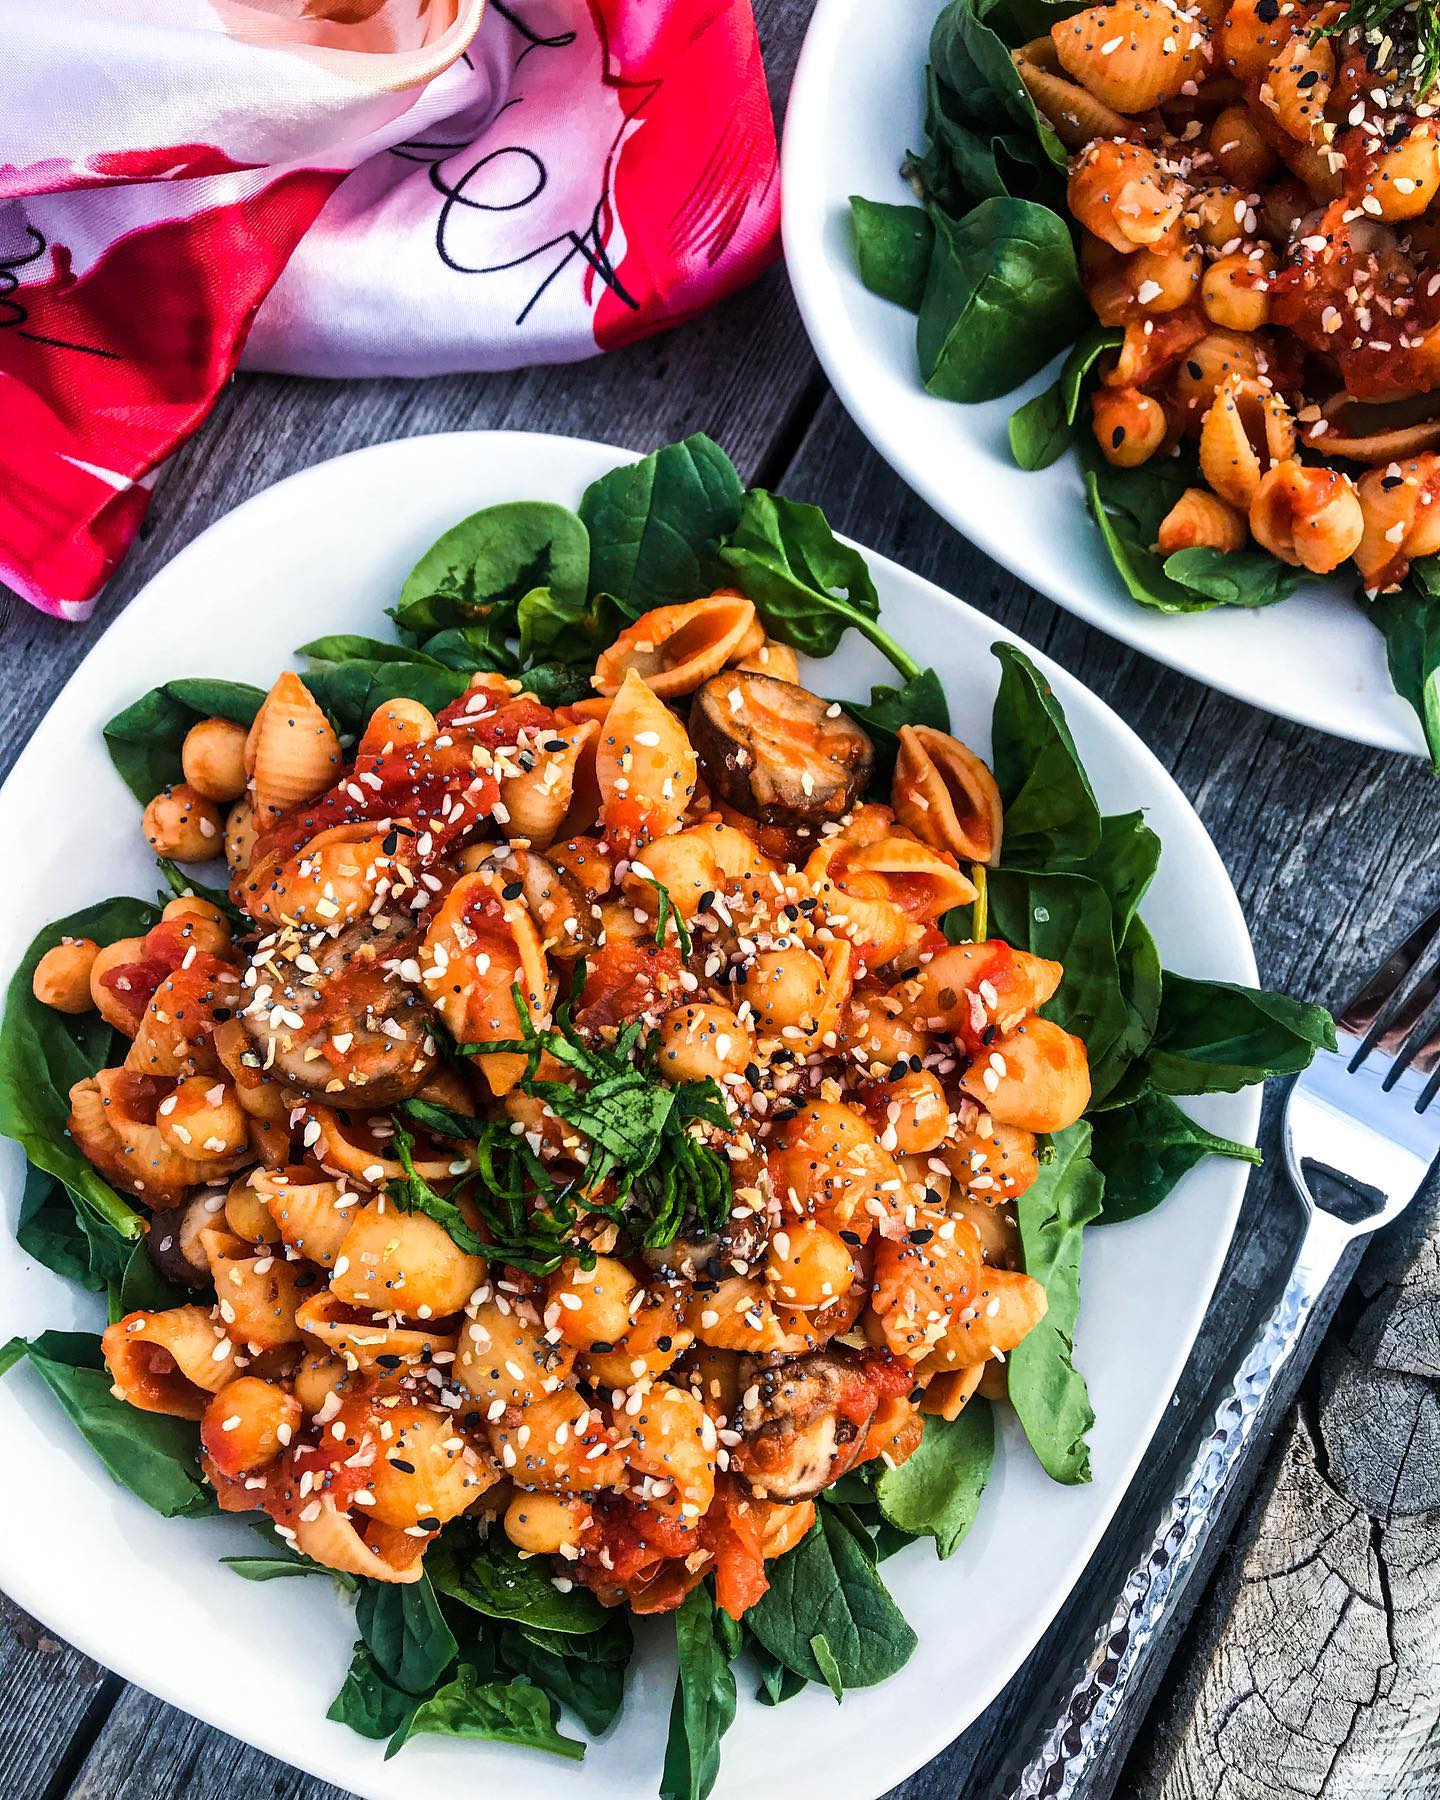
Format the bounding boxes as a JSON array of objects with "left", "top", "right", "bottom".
[
  {"left": 593, "top": 594, "right": 758, "bottom": 698},
  {"left": 891, "top": 724, "right": 1004, "bottom": 866},
  {"left": 102, "top": 1305, "right": 235, "bottom": 1418},
  {"left": 247, "top": 671, "right": 341, "bottom": 825}
]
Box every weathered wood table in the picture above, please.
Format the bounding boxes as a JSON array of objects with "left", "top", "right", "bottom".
[{"left": 3, "top": 3, "right": 1438, "bottom": 1795}]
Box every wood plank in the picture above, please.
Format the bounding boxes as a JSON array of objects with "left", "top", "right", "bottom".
[
  {"left": 767, "top": 391, "right": 1440, "bottom": 1800},
  {"left": 0, "top": 1594, "right": 117, "bottom": 1800}
]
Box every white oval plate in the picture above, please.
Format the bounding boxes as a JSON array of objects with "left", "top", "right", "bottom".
[
  {"left": 0, "top": 431, "right": 1260, "bottom": 1800},
  {"left": 782, "top": 0, "right": 1423, "bottom": 758}
]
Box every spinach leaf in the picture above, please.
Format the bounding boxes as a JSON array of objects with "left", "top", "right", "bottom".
[
  {"left": 843, "top": 667, "right": 952, "bottom": 782},
  {"left": 1, "top": 899, "right": 160, "bottom": 1253},
  {"left": 580, "top": 435, "right": 742, "bottom": 611},
  {"left": 222, "top": 1551, "right": 358, "bottom": 1589},
  {"left": 1139, "top": 974, "right": 1337, "bottom": 1095},
  {"left": 1162, "top": 546, "right": 1303, "bottom": 609},
  {"left": 392, "top": 501, "right": 589, "bottom": 636},
  {"left": 499, "top": 1615, "right": 632, "bottom": 1736},
  {"left": 874, "top": 1404, "right": 994, "bottom": 1557},
  {"left": 720, "top": 490, "right": 919, "bottom": 678},
  {"left": 154, "top": 859, "right": 246, "bottom": 932},
  {"left": 516, "top": 584, "right": 627, "bottom": 668},
  {"left": 918, "top": 198, "right": 1086, "bottom": 404},
  {"left": 1008, "top": 1121, "right": 1105, "bottom": 1484},
  {"left": 328, "top": 1644, "right": 417, "bottom": 1741},
  {"left": 1090, "top": 812, "right": 1162, "bottom": 943},
  {"left": 387, "top": 1664, "right": 584, "bottom": 1762},
  {"left": 515, "top": 660, "right": 595, "bottom": 709},
  {"left": 1091, "top": 1091, "right": 1260, "bottom": 1225},
  {"left": 1369, "top": 566, "right": 1440, "bottom": 773},
  {"left": 429, "top": 1527, "right": 607, "bottom": 1634},
  {"left": 102, "top": 678, "right": 264, "bottom": 802},
  {"left": 16, "top": 1164, "right": 127, "bottom": 1292},
  {"left": 420, "top": 618, "right": 516, "bottom": 671},
  {"left": 745, "top": 1504, "right": 916, "bottom": 1688},
  {"left": 2, "top": 1331, "right": 216, "bottom": 1517},
  {"left": 990, "top": 642, "right": 1101, "bottom": 865},
  {"left": 297, "top": 634, "right": 447, "bottom": 669},
  {"left": 850, "top": 198, "right": 934, "bottom": 311},
  {"left": 299, "top": 661, "right": 470, "bottom": 737},
  {"left": 1083, "top": 467, "right": 1217, "bottom": 616},
  {"left": 1009, "top": 327, "right": 1122, "bottom": 472},
  {"left": 113, "top": 1234, "right": 193, "bottom": 1316},
  {"left": 660, "top": 1583, "right": 741, "bottom": 1800},
  {"left": 356, "top": 1573, "right": 458, "bottom": 1696}
]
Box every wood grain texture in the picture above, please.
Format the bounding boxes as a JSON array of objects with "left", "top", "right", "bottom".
[{"left": 3, "top": 0, "right": 1440, "bottom": 1788}]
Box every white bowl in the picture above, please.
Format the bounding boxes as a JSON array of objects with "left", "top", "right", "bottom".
[
  {"left": 781, "top": 0, "right": 1424, "bottom": 758},
  {"left": 0, "top": 430, "right": 1260, "bottom": 1800}
]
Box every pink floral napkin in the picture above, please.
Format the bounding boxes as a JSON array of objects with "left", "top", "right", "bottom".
[{"left": 0, "top": 0, "right": 780, "bottom": 619}]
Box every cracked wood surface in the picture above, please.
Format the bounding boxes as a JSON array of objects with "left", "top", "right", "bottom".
[{"left": 2, "top": 3, "right": 1439, "bottom": 1795}]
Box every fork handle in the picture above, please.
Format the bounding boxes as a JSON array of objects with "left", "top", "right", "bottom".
[{"left": 1004, "top": 1212, "right": 1349, "bottom": 1800}]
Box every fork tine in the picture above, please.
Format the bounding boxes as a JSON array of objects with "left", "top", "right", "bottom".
[
  {"left": 1338, "top": 897, "right": 1440, "bottom": 1041},
  {"left": 1374, "top": 953, "right": 1440, "bottom": 1059},
  {"left": 1382, "top": 997, "right": 1440, "bottom": 1097}
]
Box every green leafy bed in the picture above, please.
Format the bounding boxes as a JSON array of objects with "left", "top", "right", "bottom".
[
  {"left": 0, "top": 434, "right": 1333, "bottom": 1796},
  {"left": 851, "top": 0, "right": 1440, "bottom": 771}
]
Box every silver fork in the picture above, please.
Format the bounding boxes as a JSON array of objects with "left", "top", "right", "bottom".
[{"left": 1006, "top": 900, "right": 1440, "bottom": 1800}]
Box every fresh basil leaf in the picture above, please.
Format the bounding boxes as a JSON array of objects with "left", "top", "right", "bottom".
[
  {"left": 2, "top": 1331, "right": 217, "bottom": 1517},
  {"left": 1091, "top": 1091, "right": 1260, "bottom": 1225},
  {"left": 103, "top": 679, "right": 264, "bottom": 803},
  {"left": 328, "top": 1643, "right": 417, "bottom": 1741},
  {"left": 850, "top": 198, "right": 934, "bottom": 311},
  {"left": 499, "top": 1615, "right": 632, "bottom": 1736},
  {"left": 580, "top": 435, "right": 742, "bottom": 611},
  {"left": 387, "top": 1664, "right": 584, "bottom": 1762},
  {"left": 296, "top": 634, "right": 446, "bottom": 669},
  {"left": 660, "top": 1583, "right": 741, "bottom": 1800},
  {"left": 1140, "top": 974, "right": 1337, "bottom": 1095},
  {"left": 1009, "top": 1121, "right": 1105, "bottom": 1484},
  {"left": 1009, "top": 326, "right": 1122, "bottom": 471},
  {"left": 356, "top": 1573, "right": 458, "bottom": 1696},
  {"left": 1161, "top": 546, "right": 1303, "bottom": 608},
  {"left": 990, "top": 642, "right": 1101, "bottom": 865},
  {"left": 392, "top": 501, "right": 589, "bottom": 636},
  {"left": 719, "top": 490, "right": 919, "bottom": 678},
  {"left": 1368, "top": 569, "right": 1440, "bottom": 773},
  {"left": 745, "top": 1504, "right": 916, "bottom": 1688},
  {"left": 843, "top": 668, "right": 952, "bottom": 783},
  {"left": 873, "top": 1404, "right": 994, "bottom": 1558},
  {"left": 429, "top": 1527, "right": 607, "bottom": 1633},
  {"left": 918, "top": 198, "right": 1086, "bottom": 404},
  {"left": 1, "top": 899, "right": 159, "bottom": 1251}
]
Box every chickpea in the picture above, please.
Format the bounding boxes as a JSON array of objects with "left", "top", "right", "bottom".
[
  {"left": 156, "top": 1076, "right": 250, "bottom": 1160},
  {"left": 1208, "top": 104, "right": 1277, "bottom": 187},
  {"left": 548, "top": 1254, "right": 639, "bottom": 1350},
  {"left": 200, "top": 1377, "right": 301, "bottom": 1477},
  {"left": 862, "top": 1067, "right": 951, "bottom": 1154},
  {"left": 658, "top": 1003, "right": 755, "bottom": 1085},
  {"left": 764, "top": 1219, "right": 857, "bottom": 1309},
  {"left": 504, "top": 1491, "right": 590, "bottom": 1556},
  {"left": 88, "top": 935, "right": 149, "bottom": 1033},
  {"left": 740, "top": 946, "right": 828, "bottom": 1035},
  {"left": 143, "top": 783, "right": 223, "bottom": 862},
  {"left": 357, "top": 697, "right": 438, "bottom": 760},
  {"left": 1091, "top": 386, "right": 1167, "bottom": 468},
  {"left": 294, "top": 1352, "right": 350, "bottom": 1419},
  {"left": 224, "top": 1171, "right": 283, "bottom": 1245},
  {"left": 949, "top": 1194, "right": 1021, "bottom": 1267},
  {"left": 1201, "top": 249, "right": 1274, "bottom": 332},
  {"left": 160, "top": 895, "right": 231, "bottom": 957},
  {"left": 181, "top": 717, "right": 249, "bottom": 802},
  {"left": 32, "top": 937, "right": 99, "bottom": 1012},
  {"left": 843, "top": 992, "right": 928, "bottom": 1071}
]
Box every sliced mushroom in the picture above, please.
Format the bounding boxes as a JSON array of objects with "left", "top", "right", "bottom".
[
  {"left": 240, "top": 914, "right": 436, "bottom": 1105},
  {"left": 732, "top": 1349, "right": 882, "bottom": 1501},
  {"left": 145, "top": 1190, "right": 226, "bottom": 1289},
  {"left": 689, "top": 672, "right": 873, "bottom": 827}
]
